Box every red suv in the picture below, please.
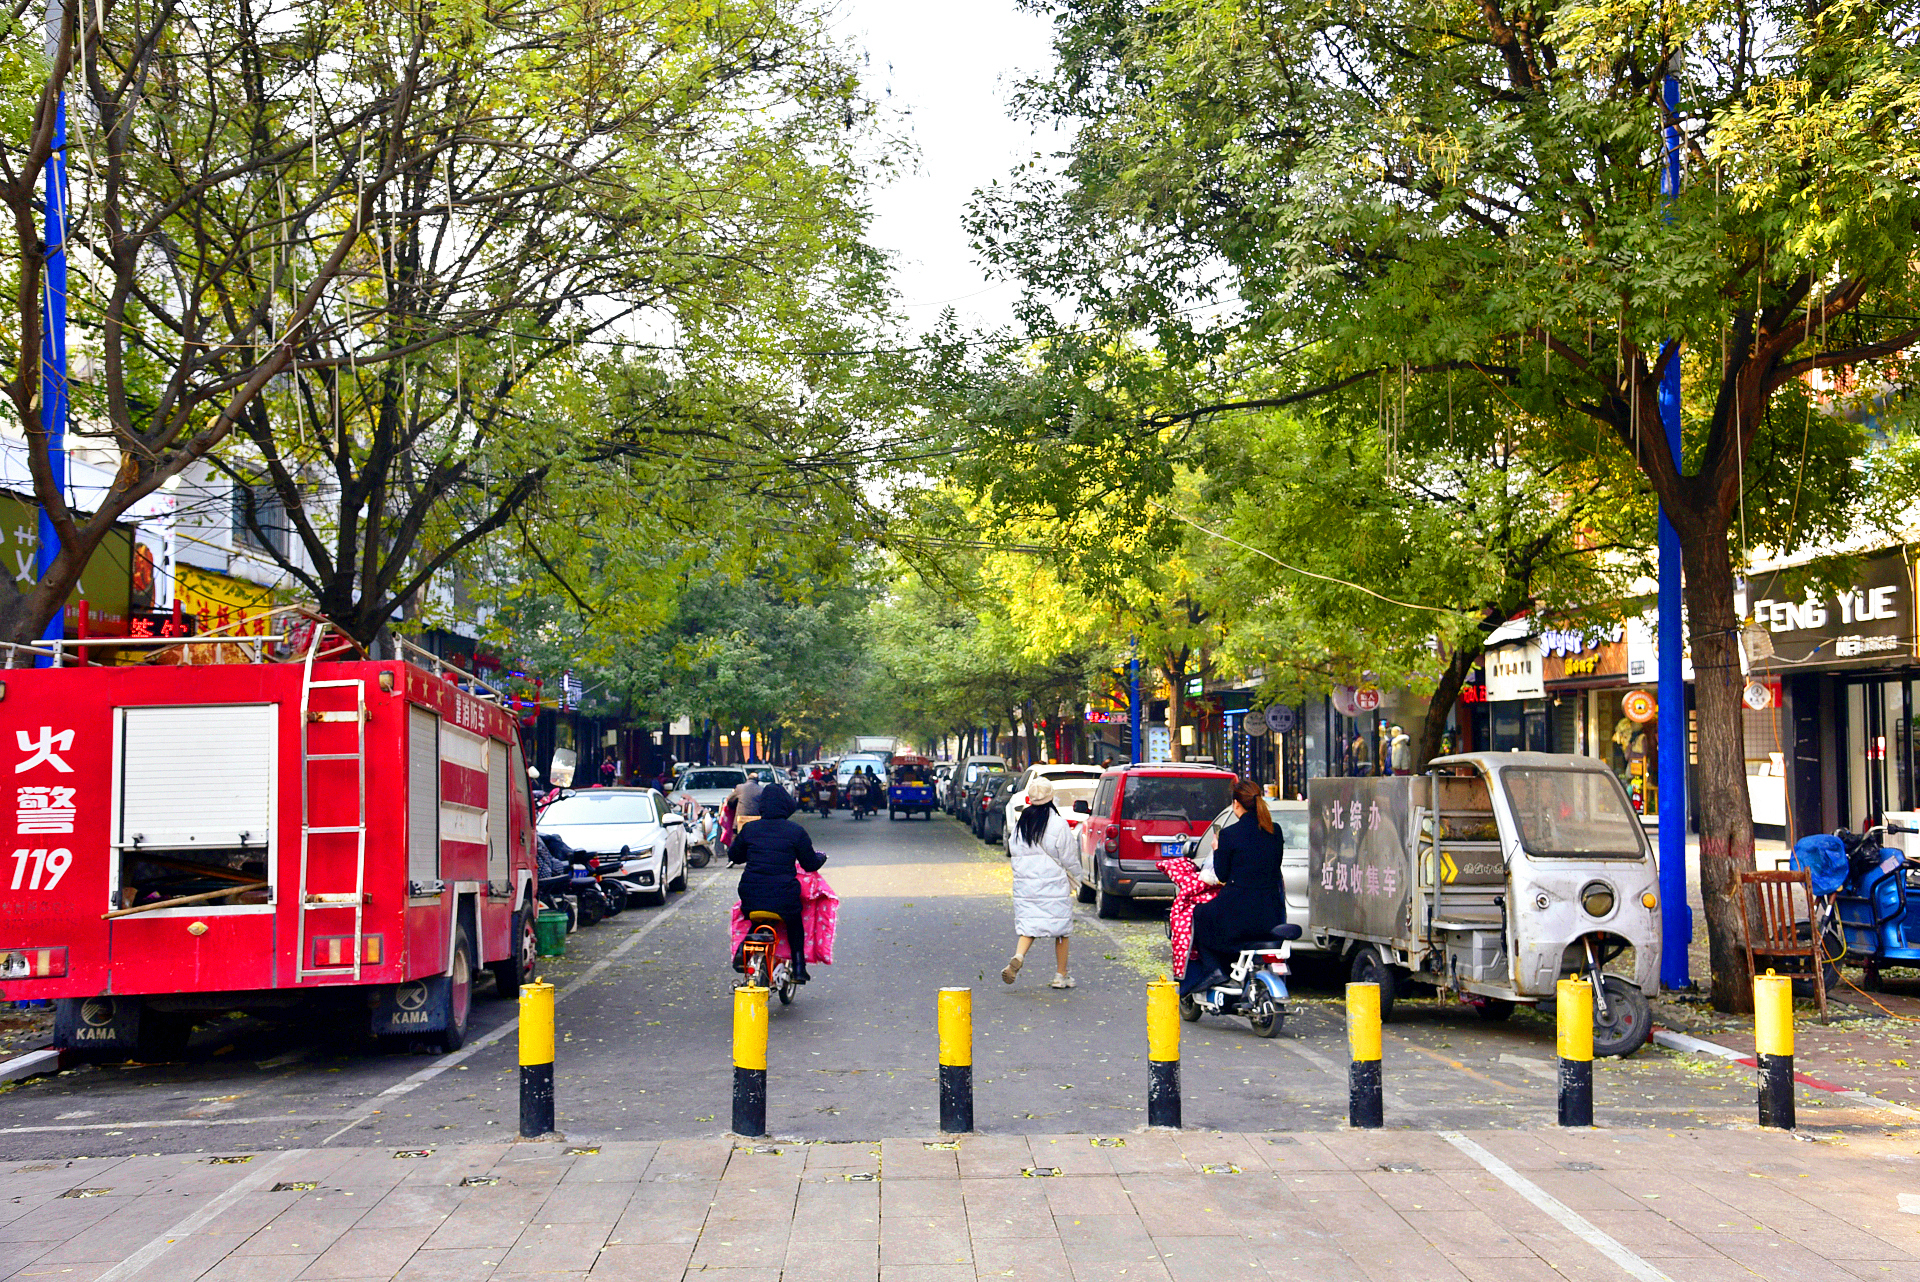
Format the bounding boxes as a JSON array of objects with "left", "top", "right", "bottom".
[{"left": 1075, "top": 764, "right": 1237, "bottom": 918}]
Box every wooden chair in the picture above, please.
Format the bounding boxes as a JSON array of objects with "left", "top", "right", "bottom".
[{"left": 1737, "top": 869, "right": 1828, "bottom": 1024}]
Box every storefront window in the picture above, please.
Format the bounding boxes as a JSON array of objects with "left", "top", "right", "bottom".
[
  {"left": 1844, "top": 678, "right": 1913, "bottom": 826},
  {"left": 1608, "top": 696, "right": 1659, "bottom": 816}
]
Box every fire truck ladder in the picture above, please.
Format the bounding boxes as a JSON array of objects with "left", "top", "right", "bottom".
[{"left": 295, "top": 624, "right": 371, "bottom": 981}]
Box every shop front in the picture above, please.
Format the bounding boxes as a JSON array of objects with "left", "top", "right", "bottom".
[
  {"left": 1756, "top": 547, "right": 1918, "bottom": 838},
  {"left": 1, "top": 488, "right": 136, "bottom": 640},
  {"left": 1539, "top": 626, "right": 1659, "bottom": 812},
  {"left": 1482, "top": 638, "right": 1549, "bottom": 751}
]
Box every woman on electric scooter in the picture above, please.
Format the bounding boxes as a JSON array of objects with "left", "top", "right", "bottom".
[
  {"left": 728, "top": 784, "right": 826, "bottom": 983},
  {"left": 1180, "top": 777, "right": 1284, "bottom": 996}
]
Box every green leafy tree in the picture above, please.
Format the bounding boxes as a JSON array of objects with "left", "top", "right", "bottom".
[
  {"left": 0, "top": 0, "right": 885, "bottom": 649},
  {"left": 1202, "top": 405, "right": 1651, "bottom": 770},
  {"left": 973, "top": 0, "right": 1920, "bottom": 1009}
]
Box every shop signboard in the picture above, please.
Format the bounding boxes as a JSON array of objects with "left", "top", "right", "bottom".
[
  {"left": 1625, "top": 612, "right": 1701, "bottom": 683},
  {"left": 174, "top": 566, "right": 276, "bottom": 637},
  {"left": 1483, "top": 641, "right": 1544, "bottom": 701},
  {"left": 1741, "top": 549, "right": 1915, "bottom": 671},
  {"left": 1541, "top": 624, "right": 1629, "bottom": 685},
  {"left": 0, "top": 491, "right": 135, "bottom": 637}
]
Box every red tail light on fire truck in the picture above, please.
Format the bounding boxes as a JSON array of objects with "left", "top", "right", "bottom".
[
  {"left": 0, "top": 947, "right": 68, "bottom": 979},
  {"left": 310, "top": 935, "right": 384, "bottom": 968}
]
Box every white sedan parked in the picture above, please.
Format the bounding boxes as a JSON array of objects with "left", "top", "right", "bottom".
[{"left": 538, "top": 788, "right": 688, "bottom": 906}]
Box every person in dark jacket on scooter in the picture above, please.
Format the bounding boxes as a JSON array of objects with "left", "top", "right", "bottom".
[
  {"left": 728, "top": 784, "right": 826, "bottom": 982},
  {"left": 1180, "top": 777, "right": 1285, "bottom": 996}
]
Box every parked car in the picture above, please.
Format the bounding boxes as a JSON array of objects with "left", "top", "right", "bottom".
[
  {"left": 962, "top": 770, "right": 1006, "bottom": 836},
  {"left": 948, "top": 754, "right": 1006, "bottom": 815},
  {"left": 1003, "top": 764, "right": 1105, "bottom": 848},
  {"left": 981, "top": 773, "right": 1022, "bottom": 845},
  {"left": 1186, "top": 797, "right": 1316, "bottom": 949},
  {"left": 1077, "top": 763, "right": 1238, "bottom": 918},
  {"left": 675, "top": 766, "right": 750, "bottom": 811},
  {"left": 537, "top": 788, "right": 688, "bottom": 906}
]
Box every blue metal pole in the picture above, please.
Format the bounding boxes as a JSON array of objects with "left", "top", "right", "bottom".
[
  {"left": 32, "top": 79, "right": 68, "bottom": 668},
  {"left": 1656, "top": 70, "right": 1692, "bottom": 991},
  {"left": 1129, "top": 640, "right": 1142, "bottom": 764}
]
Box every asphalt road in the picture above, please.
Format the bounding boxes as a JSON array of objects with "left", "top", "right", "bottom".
[{"left": 0, "top": 807, "right": 1901, "bottom": 1158}]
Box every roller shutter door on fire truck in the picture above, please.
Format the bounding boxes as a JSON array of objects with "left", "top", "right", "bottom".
[
  {"left": 119, "top": 705, "right": 276, "bottom": 851},
  {"left": 408, "top": 707, "right": 440, "bottom": 886},
  {"left": 487, "top": 744, "right": 508, "bottom": 887}
]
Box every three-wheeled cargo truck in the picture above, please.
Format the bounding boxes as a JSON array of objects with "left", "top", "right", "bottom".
[
  {"left": 0, "top": 628, "right": 540, "bottom": 1060},
  {"left": 1308, "top": 752, "right": 1659, "bottom": 1056}
]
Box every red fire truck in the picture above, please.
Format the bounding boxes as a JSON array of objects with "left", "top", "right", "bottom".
[{"left": 0, "top": 632, "right": 540, "bottom": 1060}]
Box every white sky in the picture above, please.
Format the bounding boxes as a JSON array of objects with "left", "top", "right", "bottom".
[{"left": 837, "top": 1, "right": 1061, "bottom": 333}]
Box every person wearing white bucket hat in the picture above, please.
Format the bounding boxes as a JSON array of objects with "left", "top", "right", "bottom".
[{"left": 1001, "top": 776, "right": 1086, "bottom": 990}]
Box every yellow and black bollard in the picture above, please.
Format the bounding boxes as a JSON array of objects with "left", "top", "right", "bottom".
[
  {"left": 938, "top": 987, "right": 973, "bottom": 1133},
  {"left": 732, "top": 983, "right": 769, "bottom": 1136},
  {"left": 1556, "top": 978, "right": 1594, "bottom": 1127},
  {"left": 1348, "top": 981, "right": 1383, "bottom": 1129},
  {"left": 1147, "top": 979, "right": 1181, "bottom": 1129},
  {"left": 1755, "top": 970, "right": 1795, "bottom": 1130},
  {"left": 518, "top": 980, "right": 556, "bottom": 1138}
]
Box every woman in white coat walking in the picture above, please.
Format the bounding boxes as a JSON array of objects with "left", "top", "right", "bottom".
[{"left": 1001, "top": 778, "right": 1086, "bottom": 989}]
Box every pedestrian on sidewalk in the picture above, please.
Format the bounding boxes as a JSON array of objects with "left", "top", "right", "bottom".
[{"left": 1001, "top": 778, "right": 1086, "bottom": 990}]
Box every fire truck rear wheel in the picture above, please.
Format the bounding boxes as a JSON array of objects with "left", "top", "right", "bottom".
[
  {"left": 438, "top": 926, "right": 474, "bottom": 1053},
  {"left": 491, "top": 901, "right": 537, "bottom": 1000}
]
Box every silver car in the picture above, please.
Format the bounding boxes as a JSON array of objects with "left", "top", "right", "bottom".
[{"left": 1191, "top": 797, "right": 1317, "bottom": 950}]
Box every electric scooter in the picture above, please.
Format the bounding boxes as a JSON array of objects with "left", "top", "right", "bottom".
[{"left": 1178, "top": 924, "right": 1301, "bottom": 1038}]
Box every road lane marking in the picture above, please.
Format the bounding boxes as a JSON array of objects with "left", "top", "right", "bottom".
[
  {"left": 1388, "top": 1032, "right": 1526, "bottom": 1094},
  {"left": 1439, "top": 1131, "right": 1675, "bottom": 1282},
  {"left": 94, "top": 1147, "right": 309, "bottom": 1282},
  {"left": 0, "top": 1115, "right": 335, "bottom": 1134},
  {"left": 320, "top": 863, "right": 721, "bottom": 1144}
]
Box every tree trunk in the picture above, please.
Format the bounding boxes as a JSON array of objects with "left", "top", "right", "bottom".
[
  {"left": 1416, "top": 639, "right": 1486, "bottom": 771},
  {"left": 1164, "top": 656, "right": 1187, "bottom": 762},
  {"left": 1678, "top": 511, "right": 1756, "bottom": 1012}
]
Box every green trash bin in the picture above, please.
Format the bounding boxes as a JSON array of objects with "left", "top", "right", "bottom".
[{"left": 535, "top": 910, "right": 569, "bottom": 958}]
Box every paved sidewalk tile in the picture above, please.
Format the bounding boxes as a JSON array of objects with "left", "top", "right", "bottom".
[{"left": 2, "top": 1127, "right": 1919, "bottom": 1281}]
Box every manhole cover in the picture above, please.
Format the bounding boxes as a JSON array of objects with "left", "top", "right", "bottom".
[
  {"left": 57, "top": 1188, "right": 110, "bottom": 1198},
  {"left": 206, "top": 1155, "right": 253, "bottom": 1165},
  {"left": 1021, "top": 1167, "right": 1062, "bottom": 1178},
  {"left": 392, "top": 1150, "right": 433, "bottom": 1160},
  {"left": 1559, "top": 1161, "right": 1602, "bottom": 1172},
  {"left": 1200, "top": 1163, "right": 1241, "bottom": 1174},
  {"left": 564, "top": 1147, "right": 599, "bottom": 1156},
  {"left": 271, "top": 1182, "right": 319, "bottom": 1193},
  {"left": 1379, "top": 1162, "right": 1423, "bottom": 1173},
  {"left": 458, "top": 1176, "right": 499, "bottom": 1187},
  {"left": 1265, "top": 1136, "right": 1297, "bottom": 1146},
  {"left": 1090, "top": 1137, "right": 1126, "bottom": 1148}
]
